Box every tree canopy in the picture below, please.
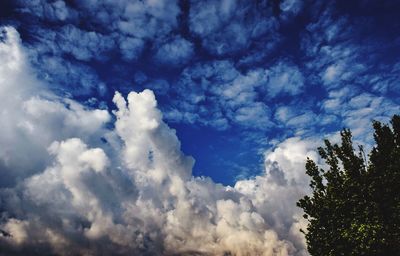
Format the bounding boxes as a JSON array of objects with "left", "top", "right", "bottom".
[{"left": 297, "top": 115, "right": 400, "bottom": 255}]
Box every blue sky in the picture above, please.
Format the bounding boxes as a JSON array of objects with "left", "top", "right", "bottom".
[
  {"left": 2, "top": 0, "right": 400, "bottom": 184},
  {"left": 0, "top": 1, "right": 399, "bottom": 255}
]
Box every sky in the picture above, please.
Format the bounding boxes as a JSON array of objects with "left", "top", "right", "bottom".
[{"left": 0, "top": 0, "right": 399, "bottom": 255}]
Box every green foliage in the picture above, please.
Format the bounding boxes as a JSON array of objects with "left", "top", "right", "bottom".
[{"left": 297, "top": 115, "right": 400, "bottom": 255}]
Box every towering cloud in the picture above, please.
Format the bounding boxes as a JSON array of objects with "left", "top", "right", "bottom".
[{"left": 0, "top": 27, "right": 310, "bottom": 255}]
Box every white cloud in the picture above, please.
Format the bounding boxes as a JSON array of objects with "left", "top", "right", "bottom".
[
  {"left": 14, "top": 0, "right": 183, "bottom": 96},
  {"left": 266, "top": 61, "right": 304, "bottom": 98},
  {"left": 57, "top": 24, "right": 115, "bottom": 61},
  {"left": 0, "top": 27, "right": 110, "bottom": 187},
  {"left": 189, "top": 0, "right": 231, "bottom": 36},
  {"left": 263, "top": 137, "right": 319, "bottom": 185},
  {"left": 323, "top": 64, "right": 342, "bottom": 83},
  {"left": 189, "top": 0, "right": 280, "bottom": 56},
  {"left": 154, "top": 36, "right": 194, "bottom": 65},
  {"left": 322, "top": 89, "right": 399, "bottom": 141},
  {"left": 280, "top": 0, "right": 303, "bottom": 17},
  {"left": 119, "top": 36, "right": 145, "bottom": 61},
  {"left": 117, "top": 0, "right": 180, "bottom": 39},
  {"left": 273, "top": 106, "right": 318, "bottom": 136},
  {"left": 0, "top": 27, "right": 310, "bottom": 255},
  {"left": 234, "top": 102, "right": 272, "bottom": 129},
  {"left": 16, "top": 0, "right": 74, "bottom": 22}
]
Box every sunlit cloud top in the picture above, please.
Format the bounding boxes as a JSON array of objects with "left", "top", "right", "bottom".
[{"left": 0, "top": 0, "right": 399, "bottom": 255}]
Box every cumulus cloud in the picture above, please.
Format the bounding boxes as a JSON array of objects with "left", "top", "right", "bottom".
[
  {"left": 0, "top": 27, "right": 110, "bottom": 187},
  {"left": 12, "top": 0, "right": 183, "bottom": 95},
  {"left": 117, "top": 0, "right": 180, "bottom": 39},
  {"left": 0, "top": 26, "right": 310, "bottom": 255},
  {"left": 322, "top": 89, "right": 399, "bottom": 142},
  {"left": 273, "top": 105, "right": 320, "bottom": 137},
  {"left": 34, "top": 55, "right": 108, "bottom": 96},
  {"left": 2, "top": 3, "right": 399, "bottom": 254},
  {"left": 167, "top": 61, "right": 275, "bottom": 130},
  {"left": 56, "top": 24, "right": 115, "bottom": 61},
  {"left": 167, "top": 59, "right": 307, "bottom": 132},
  {"left": 119, "top": 36, "right": 145, "bottom": 61},
  {"left": 279, "top": 0, "right": 303, "bottom": 20},
  {"left": 16, "top": 0, "right": 75, "bottom": 22},
  {"left": 301, "top": 1, "right": 400, "bottom": 98},
  {"left": 265, "top": 61, "right": 304, "bottom": 98},
  {"left": 189, "top": 0, "right": 280, "bottom": 56},
  {"left": 154, "top": 36, "right": 194, "bottom": 66}
]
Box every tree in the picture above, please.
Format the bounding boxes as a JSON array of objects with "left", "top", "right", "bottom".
[{"left": 297, "top": 115, "right": 400, "bottom": 256}]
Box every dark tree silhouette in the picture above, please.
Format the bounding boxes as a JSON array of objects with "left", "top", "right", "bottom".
[{"left": 297, "top": 115, "right": 400, "bottom": 255}]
